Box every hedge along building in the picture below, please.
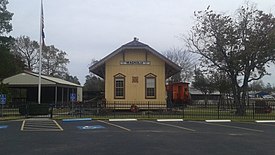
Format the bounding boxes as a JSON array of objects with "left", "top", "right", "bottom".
[
  {"left": 3, "top": 71, "right": 82, "bottom": 105},
  {"left": 90, "top": 38, "right": 181, "bottom": 109}
]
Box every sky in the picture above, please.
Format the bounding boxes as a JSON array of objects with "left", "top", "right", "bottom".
[{"left": 7, "top": 0, "right": 275, "bottom": 85}]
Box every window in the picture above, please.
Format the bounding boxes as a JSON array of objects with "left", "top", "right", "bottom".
[
  {"left": 114, "top": 74, "right": 125, "bottom": 99},
  {"left": 145, "top": 74, "right": 156, "bottom": 99}
]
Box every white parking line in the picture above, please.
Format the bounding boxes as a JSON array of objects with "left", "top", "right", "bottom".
[
  {"left": 20, "top": 120, "right": 26, "bottom": 131},
  {"left": 144, "top": 120, "right": 196, "bottom": 132},
  {"left": 21, "top": 128, "right": 63, "bottom": 132},
  {"left": 53, "top": 120, "right": 64, "bottom": 131},
  {"left": 97, "top": 120, "right": 131, "bottom": 131}
]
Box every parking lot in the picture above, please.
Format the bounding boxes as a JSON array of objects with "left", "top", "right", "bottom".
[{"left": 1, "top": 119, "right": 275, "bottom": 155}]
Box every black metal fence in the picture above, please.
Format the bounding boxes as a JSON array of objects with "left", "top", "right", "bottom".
[
  {"left": 1, "top": 99, "right": 275, "bottom": 120},
  {"left": 0, "top": 103, "right": 52, "bottom": 120}
]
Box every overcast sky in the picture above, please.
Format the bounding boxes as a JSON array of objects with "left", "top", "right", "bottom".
[{"left": 7, "top": 0, "right": 275, "bottom": 85}]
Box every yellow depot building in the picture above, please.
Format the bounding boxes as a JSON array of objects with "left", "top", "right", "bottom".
[{"left": 90, "top": 38, "right": 181, "bottom": 109}]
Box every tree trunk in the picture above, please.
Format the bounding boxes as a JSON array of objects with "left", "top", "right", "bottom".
[
  {"left": 220, "top": 93, "right": 225, "bottom": 110},
  {"left": 236, "top": 75, "right": 249, "bottom": 116},
  {"left": 236, "top": 102, "right": 246, "bottom": 116},
  {"left": 204, "top": 93, "right": 208, "bottom": 108},
  {"left": 230, "top": 75, "right": 246, "bottom": 116}
]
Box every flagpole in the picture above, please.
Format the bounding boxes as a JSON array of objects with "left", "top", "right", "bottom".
[{"left": 38, "top": 0, "right": 43, "bottom": 104}]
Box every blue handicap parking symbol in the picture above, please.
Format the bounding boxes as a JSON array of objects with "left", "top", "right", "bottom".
[
  {"left": 0, "top": 125, "right": 8, "bottom": 129},
  {"left": 0, "top": 94, "right": 6, "bottom": 105},
  {"left": 70, "top": 93, "right": 76, "bottom": 102},
  {"left": 77, "top": 125, "right": 105, "bottom": 130}
]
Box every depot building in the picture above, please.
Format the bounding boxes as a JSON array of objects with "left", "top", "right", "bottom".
[{"left": 90, "top": 38, "right": 181, "bottom": 108}]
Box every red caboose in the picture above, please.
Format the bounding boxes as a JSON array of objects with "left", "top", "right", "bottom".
[{"left": 166, "top": 82, "right": 191, "bottom": 107}]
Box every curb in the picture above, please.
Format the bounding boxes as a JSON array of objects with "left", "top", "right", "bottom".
[
  {"left": 157, "top": 119, "right": 183, "bottom": 122},
  {"left": 255, "top": 120, "right": 275, "bottom": 123},
  {"left": 205, "top": 120, "right": 231, "bottom": 123},
  {"left": 109, "top": 119, "right": 137, "bottom": 122}
]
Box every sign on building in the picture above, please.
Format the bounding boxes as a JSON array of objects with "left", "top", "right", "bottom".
[
  {"left": 70, "top": 93, "right": 76, "bottom": 102},
  {"left": 0, "top": 94, "right": 6, "bottom": 105}
]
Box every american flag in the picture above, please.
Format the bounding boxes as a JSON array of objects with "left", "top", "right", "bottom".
[{"left": 41, "top": 0, "right": 45, "bottom": 45}]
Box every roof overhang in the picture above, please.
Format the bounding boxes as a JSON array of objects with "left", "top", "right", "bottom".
[{"left": 3, "top": 71, "right": 82, "bottom": 88}]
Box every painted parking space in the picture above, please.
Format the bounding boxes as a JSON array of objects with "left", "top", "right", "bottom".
[
  {"left": 182, "top": 121, "right": 264, "bottom": 134},
  {"left": 61, "top": 120, "right": 196, "bottom": 133},
  {"left": 193, "top": 121, "right": 264, "bottom": 133},
  {"left": 65, "top": 120, "right": 275, "bottom": 134},
  {"left": 60, "top": 120, "right": 126, "bottom": 132},
  {"left": 2, "top": 120, "right": 275, "bottom": 155},
  {"left": 21, "top": 118, "right": 63, "bottom": 132},
  {"left": 144, "top": 120, "right": 196, "bottom": 132},
  {"left": 222, "top": 122, "right": 275, "bottom": 134},
  {"left": 113, "top": 120, "right": 266, "bottom": 135},
  {"left": 103, "top": 120, "right": 196, "bottom": 132},
  {"left": 2, "top": 119, "right": 275, "bottom": 135},
  {"left": 165, "top": 120, "right": 275, "bottom": 135},
  {"left": 156, "top": 121, "right": 263, "bottom": 134},
  {"left": 2, "top": 119, "right": 275, "bottom": 155},
  {"left": 162, "top": 121, "right": 232, "bottom": 134}
]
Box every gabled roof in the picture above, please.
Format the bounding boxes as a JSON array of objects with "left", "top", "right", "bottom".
[
  {"left": 90, "top": 38, "right": 181, "bottom": 78},
  {"left": 3, "top": 71, "right": 82, "bottom": 87}
]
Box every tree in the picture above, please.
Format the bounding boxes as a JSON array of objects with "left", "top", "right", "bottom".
[
  {"left": 0, "top": 0, "right": 13, "bottom": 35},
  {"left": 0, "top": 82, "right": 11, "bottom": 102},
  {"left": 83, "top": 75, "right": 104, "bottom": 92},
  {"left": 42, "top": 45, "right": 70, "bottom": 78},
  {"left": 210, "top": 71, "right": 232, "bottom": 95},
  {"left": 163, "top": 48, "right": 196, "bottom": 82},
  {"left": 84, "top": 59, "right": 104, "bottom": 91},
  {"left": 265, "top": 83, "right": 273, "bottom": 93},
  {"left": 11, "top": 36, "right": 39, "bottom": 71},
  {"left": 210, "top": 71, "right": 232, "bottom": 109},
  {"left": 186, "top": 4, "right": 275, "bottom": 115},
  {"left": 249, "top": 80, "right": 264, "bottom": 92},
  {"left": 192, "top": 68, "right": 214, "bottom": 107},
  {"left": 0, "top": 41, "right": 25, "bottom": 80},
  {"left": 0, "top": 1, "right": 24, "bottom": 80},
  {"left": 64, "top": 73, "right": 80, "bottom": 85}
]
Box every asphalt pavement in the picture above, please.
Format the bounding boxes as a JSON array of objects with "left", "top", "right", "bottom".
[{"left": 1, "top": 119, "right": 275, "bottom": 155}]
